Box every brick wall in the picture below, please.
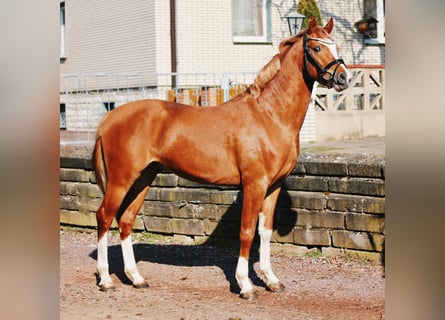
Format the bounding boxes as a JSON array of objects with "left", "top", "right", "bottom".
[{"left": 60, "top": 149, "right": 385, "bottom": 261}]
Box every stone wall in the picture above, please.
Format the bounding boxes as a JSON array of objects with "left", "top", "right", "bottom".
[{"left": 60, "top": 150, "right": 385, "bottom": 261}]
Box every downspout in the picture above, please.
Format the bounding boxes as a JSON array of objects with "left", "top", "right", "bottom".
[{"left": 170, "top": 0, "right": 177, "bottom": 88}]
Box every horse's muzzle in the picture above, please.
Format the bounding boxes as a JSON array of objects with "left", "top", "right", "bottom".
[{"left": 333, "top": 68, "right": 351, "bottom": 92}]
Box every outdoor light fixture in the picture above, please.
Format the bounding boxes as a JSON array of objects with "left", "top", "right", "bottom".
[{"left": 286, "top": 12, "right": 305, "bottom": 35}]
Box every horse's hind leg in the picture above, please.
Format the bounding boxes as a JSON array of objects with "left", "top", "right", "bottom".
[
  {"left": 96, "top": 188, "right": 125, "bottom": 291},
  {"left": 116, "top": 167, "right": 157, "bottom": 288},
  {"left": 118, "top": 185, "right": 150, "bottom": 288}
]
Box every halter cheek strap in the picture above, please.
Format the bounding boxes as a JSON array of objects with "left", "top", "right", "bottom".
[{"left": 303, "top": 33, "right": 346, "bottom": 88}]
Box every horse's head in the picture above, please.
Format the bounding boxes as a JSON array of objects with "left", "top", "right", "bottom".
[{"left": 280, "top": 17, "right": 351, "bottom": 92}]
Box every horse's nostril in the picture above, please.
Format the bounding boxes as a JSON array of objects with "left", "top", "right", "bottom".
[{"left": 337, "top": 72, "right": 346, "bottom": 84}]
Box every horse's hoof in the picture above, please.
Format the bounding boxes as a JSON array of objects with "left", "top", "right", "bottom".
[
  {"left": 266, "top": 282, "right": 285, "bottom": 293},
  {"left": 133, "top": 281, "right": 149, "bottom": 289},
  {"left": 239, "top": 290, "right": 258, "bottom": 301},
  {"left": 99, "top": 283, "right": 116, "bottom": 292}
]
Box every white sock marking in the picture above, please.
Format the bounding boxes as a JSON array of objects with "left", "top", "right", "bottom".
[
  {"left": 97, "top": 234, "right": 112, "bottom": 286},
  {"left": 258, "top": 214, "right": 279, "bottom": 285},
  {"left": 236, "top": 257, "right": 253, "bottom": 294},
  {"left": 121, "top": 236, "right": 145, "bottom": 285}
]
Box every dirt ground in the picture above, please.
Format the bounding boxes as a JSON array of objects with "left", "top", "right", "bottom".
[{"left": 60, "top": 227, "right": 385, "bottom": 320}]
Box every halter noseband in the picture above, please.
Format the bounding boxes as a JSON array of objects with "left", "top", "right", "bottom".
[{"left": 303, "top": 33, "right": 346, "bottom": 88}]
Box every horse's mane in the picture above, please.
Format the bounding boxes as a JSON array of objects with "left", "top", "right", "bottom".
[{"left": 247, "top": 30, "right": 306, "bottom": 98}]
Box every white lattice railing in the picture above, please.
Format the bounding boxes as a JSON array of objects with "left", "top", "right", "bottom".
[{"left": 314, "top": 65, "right": 385, "bottom": 112}]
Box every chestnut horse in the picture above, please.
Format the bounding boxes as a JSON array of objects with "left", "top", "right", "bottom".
[{"left": 93, "top": 17, "right": 350, "bottom": 300}]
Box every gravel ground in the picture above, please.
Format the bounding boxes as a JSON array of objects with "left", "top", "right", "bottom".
[{"left": 60, "top": 227, "right": 385, "bottom": 320}]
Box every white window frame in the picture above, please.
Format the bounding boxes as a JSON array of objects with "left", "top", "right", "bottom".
[
  {"left": 364, "top": 0, "right": 385, "bottom": 45},
  {"left": 232, "top": 0, "right": 270, "bottom": 44},
  {"left": 60, "top": 1, "right": 66, "bottom": 58}
]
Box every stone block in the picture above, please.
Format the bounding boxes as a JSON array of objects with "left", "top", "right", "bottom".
[
  {"left": 172, "top": 234, "right": 195, "bottom": 244},
  {"left": 87, "top": 184, "right": 103, "bottom": 198},
  {"left": 283, "top": 191, "right": 327, "bottom": 210},
  {"left": 133, "top": 216, "right": 145, "bottom": 231},
  {"left": 321, "top": 247, "right": 343, "bottom": 257},
  {"left": 284, "top": 175, "right": 328, "bottom": 192},
  {"left": 270, "top": 243, "right": 283, "bottom": 255},
  {"left": 60, "top": 168, "right": 90, "bottom": 182},
  {"left": 191, "top": 204, "right": 224, "bottom": 220},
  {"left": 143, "top": 201, "right": 172, "bottom": 217},
  {"left": 363, "top": 197, "right": 385, "bottom": 214},
  {"left": 332, "top": 230, "right": 384, "bottom": 252},
  {"left": 60, "top": 194, "right": 79, "bottom": 211},
  {"left": 60, "top": 157, "right": 90, "bottom": 169},
  {"left": 204, "top": 219, "right": 219, "bottom": 236},
  {"left": 143, "top": 216, "right": 172, "bottom": 234},
  {"left": 170, "top": 202, "right": 198, "bottom": 219},
  {"left": 152, "top": 173, "right": 178, "bottom": 187},
  {"left": 159, "top": 188, "right": 210, "bottom": 203},
  {"left": 75, "top": 183, "right": 102, "bottom": 198},
  {"left": 272, "top": 228, "right": 294, "bottom": 243},
  {"left": 296, "top": 210, "right": 345, "bottom": 229},
  {"left": 345, "top": 213, "right": 385, "bottom": 233},
  {"left": 304, "top": 162, "right": 348, "bottom": 176},
  {"left": 145, "top": 187, "right": 160, "bottom": 201},
  {"left": 328, "top": 177, "right": 385, "bottom": 196},
  {"left": 327, "top": 193, "right": 364, "bottom": 212},
  {"left": 209, "top": 190, "right": 242, "bottom": 205},
  {"left": 60, "top": 210, "right": 97, "bottom": 227},
  {"left": 59, "top": 181, "right": 78, "bottom": 195},
  {"left": 171, "top": 218, "right": 204, "bottom": 236},
  {"left": 89, "top": 171, "right": 97, "bottom": 183},
  {"left": 347, "top": 163, "right": 384, "bottom": 178},
  {"left": 85, "top": 197, "right": 101, "bottom": 212},
  {"left": 282, "top": 244, "right": 308, "bottom": 256},
  {"left": 293, "top": 228, "right": 330, "bottom": 246},
  {"left": 291, "top": 162, "right": 306, "bottom": 174}
]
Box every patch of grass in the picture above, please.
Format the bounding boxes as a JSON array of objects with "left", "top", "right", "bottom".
[
  {"left": 132, "top": 231, "right": 173, "bottom": 244},
  {"left": 301, "top": 146, "right": 337, "bottom": 153},
  {"left": 305, "top": 248, "right": 322, "bottom": 258}
]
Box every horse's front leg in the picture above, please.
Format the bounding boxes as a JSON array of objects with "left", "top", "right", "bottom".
[
  {"left": 258, "top": 187, "right": 285, "bottom": 293},
  {"left": 236, "top": 183, "right": 266, "bottom": 300}
]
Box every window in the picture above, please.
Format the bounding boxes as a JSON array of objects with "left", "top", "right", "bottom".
[
  {"left": 363, "top": 0, "right": 385, "bottom": 45},
  {"left": 60, "top": 103, "right": 66, "bottom": 129},
  {"left": 232, "top": 0, "right": 270, "bottom": 43},
  {"left": 60, "top": 2, "right": 66, "bottom": 58}
]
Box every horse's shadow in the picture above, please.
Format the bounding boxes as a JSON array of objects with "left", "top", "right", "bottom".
[{"left": 89, "top": 189, "right": 297, "bottom": 294}]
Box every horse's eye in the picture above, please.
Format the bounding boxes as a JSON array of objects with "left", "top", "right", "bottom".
[{"left": 313, "top": 46, "right": 321, "bottom": 53}]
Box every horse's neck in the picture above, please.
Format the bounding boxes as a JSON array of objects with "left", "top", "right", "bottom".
[{"left": 257, "top": 64, "right": 313, "bottom": 131}]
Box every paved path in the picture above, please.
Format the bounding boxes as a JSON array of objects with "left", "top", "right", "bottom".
[{"left": 301, "top": 136, "right": 384, "bottom": 155}]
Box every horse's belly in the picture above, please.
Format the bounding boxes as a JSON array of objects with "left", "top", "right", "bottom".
[{"left": 161, "top": 150, "right": 241, "bottom": 186}]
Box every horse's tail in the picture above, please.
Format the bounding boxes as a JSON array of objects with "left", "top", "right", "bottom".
[{"left": 93, "top": 134, "right": 107, "bottom": 194}]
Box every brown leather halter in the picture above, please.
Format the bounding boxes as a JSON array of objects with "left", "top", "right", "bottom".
[{"left": 303, "top": 32, "right": 346, "bottom": 88}]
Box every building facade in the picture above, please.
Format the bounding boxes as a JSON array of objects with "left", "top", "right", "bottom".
[
  {"left": 60, "top": 0, "right": 384, "bottom": 76},
  {"left": 60, "top": 0, "right": 385, "bottom": 141}
]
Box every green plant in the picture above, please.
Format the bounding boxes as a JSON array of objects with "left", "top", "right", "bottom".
[
  {"left": 305, "top": 248, "right": 322, "bottom": 258},
  {"left": 297, "top": 0, "right": 323, "bottom": 29}
]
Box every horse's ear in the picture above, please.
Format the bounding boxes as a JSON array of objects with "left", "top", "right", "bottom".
[
  {"left": 307, "top": 17, "right": 318, "bottom": 33},
  {"left": 324, "top": 17, "right": 334, "bottom": 34}
]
